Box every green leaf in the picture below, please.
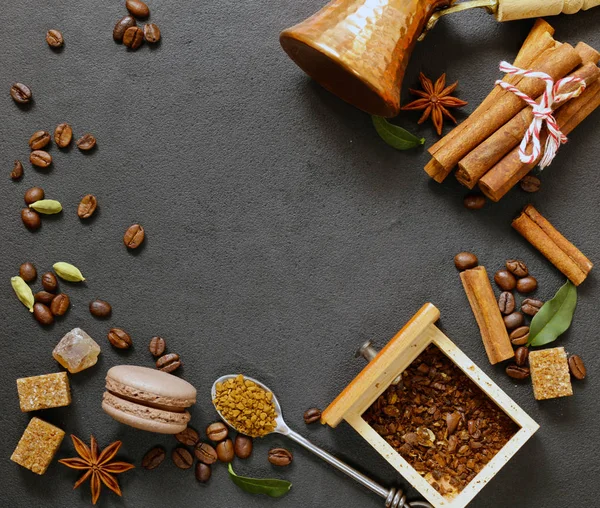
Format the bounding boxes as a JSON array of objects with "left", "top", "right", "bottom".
[
  {"left": 228, "top": 463, "right": 291, "bottom": 498},
  {"left": 529, "top": 281, "right": 577, "bottom": 347},
  {"left": 372, "top": 116, "right": 425, "bottom": 150}
]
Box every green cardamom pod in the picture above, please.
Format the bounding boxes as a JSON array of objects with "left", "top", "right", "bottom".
[
  {"left": 53, "top": 262, "right": 86, "bottom": 282},
  {"left": 29, "top": 199, "right": 63, "bottom": 214},
  {"left": 11, "top": 276, "right": 34, "bottom": 312}
]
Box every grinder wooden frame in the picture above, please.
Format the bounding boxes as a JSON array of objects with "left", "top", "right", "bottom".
[{"left": 321, "top": 303, "right": 539, "bottom": 508}]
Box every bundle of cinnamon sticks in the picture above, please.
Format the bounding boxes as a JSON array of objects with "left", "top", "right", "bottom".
[{"left": 425, "top": 20, "right": 600, "bottom": 201}]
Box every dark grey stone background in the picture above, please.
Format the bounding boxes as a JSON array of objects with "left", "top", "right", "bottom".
[{"left": 1, "top": 2, "right": 598, "bottom": 507}]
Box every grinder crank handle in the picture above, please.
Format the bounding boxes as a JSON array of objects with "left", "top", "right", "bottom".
[{"left": 495, "top": 0, "right": 600, "bottom": 21}]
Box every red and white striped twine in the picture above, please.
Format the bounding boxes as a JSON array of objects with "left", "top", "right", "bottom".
[{"left": 495, "top": 61, "right": 587, "bottom": 169}]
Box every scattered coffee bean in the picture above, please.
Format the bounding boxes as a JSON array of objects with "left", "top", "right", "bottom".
[
  {"left": 206, "top": 422, "right": 228, "bottom": 442},
  {"left": 107, "top": 328, "right": 132, "bottom": 349},
  {"left": 156, "top": 353, "right": 181, "bottom": 372},
  {"left": 19, "top": 262, "right": 37, "bottom": 282},
  {"left": 516, "top": 276, "right": 537, "bottom": 294},
  {"left": 34, "top": 291, "right": 56, "bottom": 304},
  {"left": 510, "top": 326, "right": 530, "bottom": 346},
  {"left": 445, "top": 411, "right": 461, "bottom": 436},
  {"left": 568, "top": 355, "right": 586, "bottom": 380},
  {"left": 123, "top": 26, "right": 144, "bottom": 49},
  {"left": 176, "top": 427, "right": 200, "bottom": 447},
  {"left": 33, "top": 303, "right": 54, "bottom": 326},
  {"left": 21, "top": 208, "right": 41, "bottom": 230},
  {"left": 124, "top": 223, "right": 145, "bottom": 248},
  {"left": 78, "top": 194, "right": 98, "bottom": 219},
  {"left": 454, "top": 252, "right": 478, "bottom": 271},
  {"left": 195, "top": 443, "right": 218, "bottom": 464},
  {"left": 234, "top": 435, "right": 253, "bottom": 459},
  {"left": 54, "top": 123, "right": 73, "bottom": 148},
  {"left": 520, "top": 175, "right": 541, "bottom": 193},
  {"left": 50, "top": 293, "right": 70, "bottom": 316},
  {"left": 503, "top": 311, "right": 524, "bottom": 330},
  {"left": 30, "top": 150, "right": 52, "bottom": 168},
  {"left": 463, "top": 194, "right": 486, "bottom": 210},
  {"left": 268, "top": 447, "right": 293, "bottom": 467},
  {"left": 172, "top": 447, "right": 193, "bottom": 470},
  {"left": 195, "top": 462, "right": 211, "bottom": 483},
  {"left": 216, "top": 439, "right": 234, "bottom": 463},
  {"left": 46, "top": 29, "right": 64, "bottom": 48},
  {"left": 76, "top": 133, "right": 96, "bottom": 151},
  {"left": 11, "top": 160, "right": 24, "bottom": 180},
  {"left": 24, "top": 187, "right": 45, "bottom": 205},
  {"left": 113, "top": 15, "right": 137, "bottom": 42},
  {"left": 514, "top": 347, "right": 529, "bottom": 367},
  {"left": 10, "top": 83, "right": 32, "bottom": 104},
  {"left": 29, "top": 130, "right": 51, "bottom": 150},
  {"left": 149, "top": 336, "right": 166, "bottom": 356},
  {"left": 494, "top": 270, "right": 517, "bottom": 291},
  {"left": 142, "top": 446, "right": 166, "bottom": 470},
  {"left": 497, "top": 292, "right": 515, "bottom": 315},
  {"left": 506, "top": 259, "right": 528, "bottom": 278},
  {"left": 143, "top": 23, "right": 161, "bottom": 43},
  {"left": 303, "top": 407, "right": 322, "bottom": 424},
  {"left": 126, "top": 0, "right": 150, "bottom": 18},
  {"left": 521, "top": 298, "right": 543, "bottom": 316},
  {"left": 505, "top": 364, "right": 530, "bottom": 380},
  {"left": 42, "top": 272, "right": 58, "bottom": 292},
  {"left": 89, "top": 299, "right": 112, "bottom": 318}
]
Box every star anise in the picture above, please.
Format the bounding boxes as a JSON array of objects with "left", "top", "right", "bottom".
[
  {"left": 59, "top": 435, "right": 134, "bottom": 505},
  {"left": 401, "top": 73, "right": 468, "bottom": 136}
]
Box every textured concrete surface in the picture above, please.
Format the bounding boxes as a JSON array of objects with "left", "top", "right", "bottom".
[{"left": 1, "top": 2, "right": 599, "bottom": 507}]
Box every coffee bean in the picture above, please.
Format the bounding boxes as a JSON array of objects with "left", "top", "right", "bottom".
[
  {"left": 33, "top": 303, "right": 54, "bottom": 326},
  {"left": 446, "top": 412, "right": 461, "bottom": 436},
  {"left": 505, "top": 364, "right": 530, "bottom": 380},
  {"left": 107, "top": 328, "right": 132, "bottom": 349},
  {"left": 175, "top": 427, "right": 199, "bottom": 447},
  {"left": 76, "top": 134, "right": 96, "bottom": 151},
  {"left": 46, "top": 29, "right": 64, "bottom": 48},
  {"left": 506, "top": 259, "right": 528, "bottom": 278},
  {"left": 34, "top": 291, "right": 56, "bottom": 304},
  {"left": 510, "top": 326, "right": 530, "bottom": 346},
  {"left": 19, "top": 262, "right": 37, "bottom": 282},
  {"left": 568, "top": 355, "right": 586, "bottom": 380},
  {"left": 24, "top": 187, "right": 45, "bottom": 205},
  {"left": 54, "top": 123, "right": 73, "bottom": 148},
  {"left": 216, "top": 439, "right": 234, "bottom": 463},
  {"left": 520, "top": 175, "right": 541, "bottom": 193},
  {"left": 172, "top": 447, "right": 193, "bottom": 470},
  {"left": 195, "top": 443, "right": 218, "bottom": 464},
  {"left": 503, "top": 311, "right": 524, "bottom": 330},
  {"left": 149, "top": 336, "right": 166, "bottom": 356},
  {"left": 50, "top": 293, "right": 70, "bottom": 316},
  {"left": 10, "top": 83, "right": 32, "bottom": 104},
  {"left": 497, "top": 292, "right": 515, "bottom": 315},
  {"left": 516, "top": 276, "right": 537, "bottom": 294},
  {"left": 42, "top": 272, "right": 58, "bottom": 292},
  {"left": 514, "top": 347, "right": 529, "bottom": 367},
  {"left": 30, "top": 150, "right": 52, "bottom": 168},
  {"left": 113, "top": 15, "right": 137, "bottom": 42},
  {"left": 156, "top": 353, "right": 181, "bottom": 372},
  {"left": 303, "top": 407, "right": 322, "bottom": 424},
  {"left": 126, "top": 0, "right": 150, "bottom": 18},
  {"left": 234, "top": 435, "right": 253, "bottom": 459},
  {"left": 143, "top": 23, "right": 161, "bottom": 43},
  {"left": 521, "top": 298, "right": 543, "bottom": 316},
  {"left": 195, "top": 462, "right": 211, "bottom": 483},
  {"left": 124, "top": 224, "right": 145, "bottom": 248},
  {"left": 78, "top": 194, "right": 97, "bottom": 219},
  {"left": 268, "top": 447, "right": 293, "bottom": 467},
  {"left": 21, "top": 208, "right": 41, "bottom": 230},
  {"left": 494, "top": 270, "right": 516, "bottom": 291},
  {"left": 11, "top": 160, "right": 24, "bottom": 180},
  {"left": 454, "top": 252, "right": 478, "bottom": 271},
  {"left": 123, "top": 26, "right": 144, "bottom": 49},
  {"left": 89, "top": 299, "right": 112, "bottom": 318},
  {"left": 206, "top": 422, "right": 228, "bottom": 442},
  {"left": 463, "top": 194, "right": 486, "bottom": 210},
  {"left": 29, "top": 130, "right": 51, "bottom": 150},
  {"left": 142, "top": 446, "right": 166, "bottom": 470}
]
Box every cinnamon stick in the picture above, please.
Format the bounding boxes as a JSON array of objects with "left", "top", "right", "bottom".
[
  {"left": 460, "top": 266, "right": 514, "bottom": 365},
  {"left": 512, "top": 205, "right": 593, "bottom": 286}
]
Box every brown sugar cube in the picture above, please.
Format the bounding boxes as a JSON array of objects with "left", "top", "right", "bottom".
[
  {"left": 11, "top": 417, "right": 65, "bottom": 474},
  {"left": 529, "top": 347, "right": 573, "bottom": 400},
  {"left": 16, "top": 372, "right": 71, "bottom": 412}
]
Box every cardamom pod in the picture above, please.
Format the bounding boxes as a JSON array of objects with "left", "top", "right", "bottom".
[
  {"left": 11, "top": 276, "right": 34, "bottom": 312},
  {"left": 29, "top": 199, "right": 63, "bottom": 214},
  {"left": 53, "top": 262, "right": 86, "bottom": 282}
]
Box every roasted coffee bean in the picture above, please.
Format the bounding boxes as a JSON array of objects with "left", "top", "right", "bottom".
[
  {"left": 172, "top": 447, "right": 193, "bottom": 470},
  {"left": 149, "top": 336, "right": 166, "bottom": 356},
  {"left": 463, "top": 194, "right": 486, "bottom": 210},
  {"left": 195, "top": 462, "right": 212, "bottom": 483},
  {"left": 494, "top": 270, "right": 517, "bottom": 291},
  {"left": 446, "top": 412, "right": 461, "bottom": 435},
  {"left": 124, "top": 224, "right": 145, "bottom": 248},
  {"left": 29, "top": 130, "right": 51, "bottom": 150},
  {"left": 216, "top": 439, "right": 235, "bottom": 463},
  {"left": 30, "top": 150, "right": 52, "bottom": 168},
  {"left": 10, "top": 83, "right": 32, "bottom": 104},
  {"left": 498, "top": 292, "right": 515, "bottom": 315},
  {"left": 19, "top": 262, "right": 37, "bottom": 282},
  {"left": 516, "top": 276, "right": 537, "bottom": 294},
  {"left": 24, "top": 187, "right": 45, "bottom": 205},
  {"left": 176, "top": 427, "right": 200, "bottom": 446},
  {"left": 144, "top": 23, "right": 161, "bottom": 43},
  {"left": 195, "top": 443, "right": 218, "bottom": 464},
  {"left": 268, "top": 447, "right": 293, "bottom": 467},
  {"left": 156, "top": 353, "right": 181, "bottom": 372},
  {"left": 520, "top": 175, "right": 541, "bottom": 193},
  {"left": 113, "top": 15, "right": 137, "bottom": 42},
  {"left": 142, "top": 446, "right": 166, "bottom": 470},
  {"left": 46, "top": 29, "right": 64, "bottom": 48},
  {"left": 568, "top": 355, "right": 586, "bottom": 380},
  {"left": 503, "top": 311, "right": 524, "bottom": 330},
  {"left": 522, "top": 298, "right": 543, "bottom": 316},
  {"left": 33, "top": 303, "right": 54, "bottom": 325},
  {"left": 303, "top": 407, "right": 322, "bottom": 424},
  {"left": 123, "top": 26, "right": 144, "bottom": 49},
  {"left": 54, "top": 123, "right": 73, "bottom": 148},
  {"left": 454, "top": 252, "right": 478, "bottom": 271},
  {"left": 35, "top": 291, "right": 56, "bottom": 304},
  {"left": 510, "top": 326, "right": 530, "bottom": 346},
  {"left": 514, "top": 347, "right": 529, "bottom": 367},
  {"left": 78, "top": 194, "right": 97, "bottom": 219},
  {"left": 42, "top": 272, "right": 58, "bottom": 292},
  {"left": 206, "top": 422, "right": 229, "bottom": 442},
  {"left": 11, "top": 160, "right": 24, "bottom": 180},
  {"left": 22, "top": 208, "right": 41, "bottom": 230},
  {"left": 234, "top": 435, "right": 253, "bottom": 459},
  {"left": 107, "top": 328, "right": 132, "bottom": 349},
  {"left": 505, "top": 364, "right": 530, "bottom": 380},
  {"left": 89, "top": 299, "right": 112, "bottom": 318},
  {"left": 76, "top": 133, "right": 96, "bottom": 151},
  {"left": 126, "top": 0, "right": 150, "bottom": 17},
  {"left": 506, "top": 259, "right": 528, "bottom": 277},
  {"left": 50, "top": 293, "right": 70, "bottom": 316}
]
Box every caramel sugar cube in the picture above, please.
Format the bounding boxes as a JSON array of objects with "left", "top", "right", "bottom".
[
  {"left": 11, "top": 417, "right": 65, "bottom": 474},
  {"left": 16, "top": 372, "right": 71, "bottom": 412},
  {"left": 529, "top": 347, "right": 573, "bottom": 400}
]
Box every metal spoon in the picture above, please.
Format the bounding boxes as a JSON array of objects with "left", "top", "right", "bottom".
[{"left": 211, "top": 375, "right": 432, "bottom": 508}]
